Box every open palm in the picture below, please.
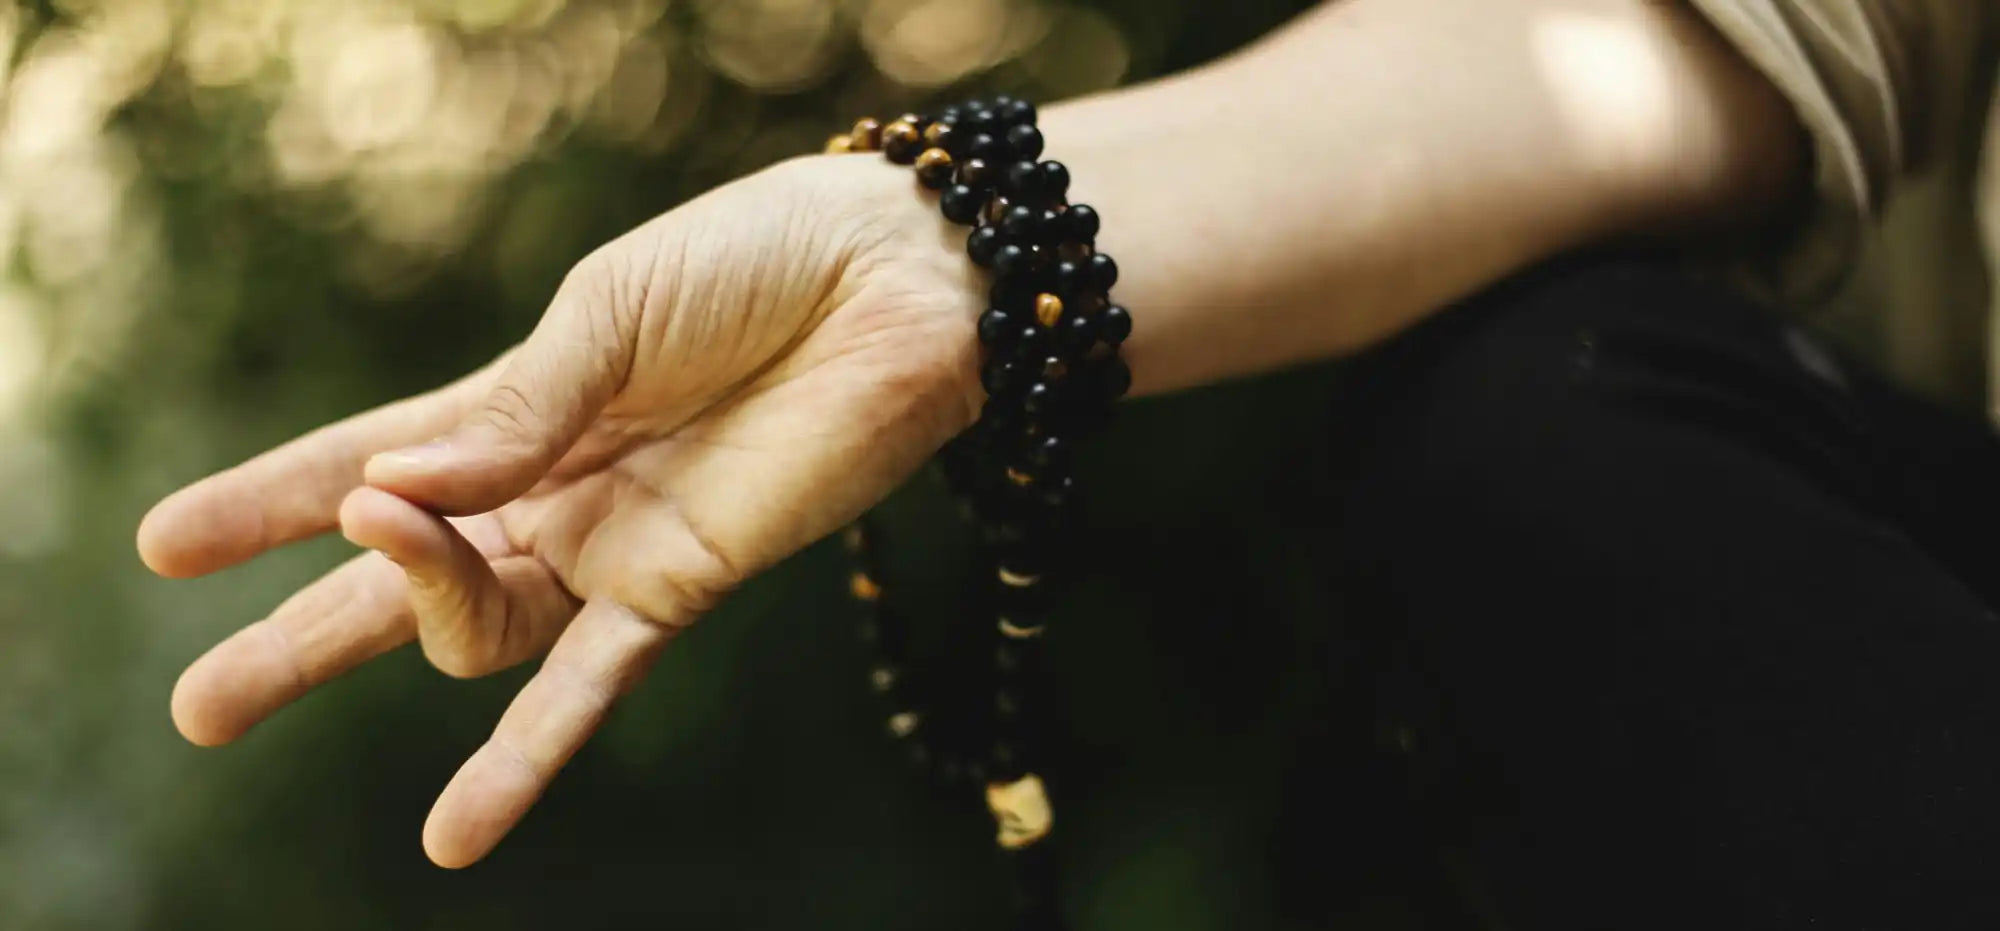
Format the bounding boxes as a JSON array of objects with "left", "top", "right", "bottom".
[{"left": 138, "top": 154, "right": 985, "bottom": 867}]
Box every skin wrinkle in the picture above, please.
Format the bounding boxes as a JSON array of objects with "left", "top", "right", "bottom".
[
  {"left": 607, "top": 463, "right": 737, "bottom": 623},
  {"left": 536, "top": 654, "right": 621, "bottom": 721},
  {"left": 256, "top": 615, "right": 311, "bottom": 708},
  {"left": 494, "top": 555, "right": 580, "bottom": 666},
  {"left": 485, "top": 732, "right": 546, "bottom": 782}
]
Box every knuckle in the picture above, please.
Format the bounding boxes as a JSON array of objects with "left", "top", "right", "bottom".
[
  {"left": 567, "top": 243, "right": 650, "bottom": 340},
  {"left": 413, "top": 587, "right": 504, "bottom": 679},
  {"left": 475, "top": 381, "right": 543, "bottom": 444},
  {"left": 558, "top": 242, "right": 649, "bottom": 387}
]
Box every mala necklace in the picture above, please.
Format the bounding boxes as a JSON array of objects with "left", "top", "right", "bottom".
[{"left": 824, "top": 97, "right": 1131, "bottom": 930}]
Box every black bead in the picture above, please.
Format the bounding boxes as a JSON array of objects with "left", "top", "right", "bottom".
[
  {"left": 988, "top": 740, "right": 1025, "bottom": 780},
  {"left": 996, "top": 640, "right": 1041, "bottom": 676},
  {"left": 1038, "top": 161, "right": 1071, "bottom": 201},
  {"left": 958, "top": 157, "right": 996, "bottom": 189},
  {"left": 939, "top": 184, "right": 985, "bottom": 224},
  {"left": 1099, "top": 357, "right": 1132, "bottom": 400},
  {"left": 990, "top": 94, "right": 1016, "bottom": 110},
  {"left": 999, "top": 204, "right": 1040, "bottom": 241},
  {"left": 856, "top": 614, "right": 893, "bottom": 656},
  {"left": 994, "top": 688, "right": 1026, "bottom": 721},
  {"left": 1009, "top": 843, "right": 1059, "bottom": 911},
  {"left": 966, "top": 132, "right": 1008, "bottom": 165},
  {"left": 967, "top": 226, "right": 1003, "bottom": 267},
  {"left": 1011, "top": 326, "right": 1049, "bottom": 362},
  {"left": 977, "top": 307, "right": 1014, "bottom": 345},
  {"left": 938, "top": 104, "right": 964, "bottom": 124},
  {"left": 1039, "top": 473, "right": 1076, "bottom": 508},
  {"left": 996, "top": 543, "right": 1048, "bottom": 578},
  {"left": 1088, "top": 252, "right": 1119, "bottom": 290},
  {"left": 963, "top": 107, "right": 1000, "bottom": 136},
  {"left": 997, "top": 633, "right": 1046, "bottom": 670},
  {"left": 1035, "top": 208, "right": 1063, "bottom": 245},
  {"left": 991, "top": 276, "right": 1040, "bottom": 313},
  {"left": 991, "top": 243, "right": 1031, "bottom": 280},
  {"left": 1099, "top": 304, "right": 1132, "bottom": 345},
  {"left": 935, "top": 754, "right": 968, "bottom": 787},
  {"left": 998, "top": 98, "right": 1037, "bottom": 128},
  {"left": 980, "top": 396, "right": 1024, "bottom": 434},
  {"left": 1022, "top": 381, "right": 1057, "bottom": 416},
  {"left": 1058, "top": 312, "right": 1098, "bottom": 353},
  {"left": 982, "top": 518, "right": 1032, "bottom": 546},
  {"left": 1029, "top": 434, "right": 1069, "bottom": 470},
  {"left": 982, "top": 359, "right": 1024, "bottom": 395},
  {"left": 1064, "top": 204, "right": 1100, "bottom": 243},
  {"left": 1054, "top": 259, "right": 1091, "bottom": 297},
  {"left": 1004, "top": 124, "right": 1044, "bottom": 160},
  {"left": 1001, "top": 160, "right": 1043, "bottom": 202}
]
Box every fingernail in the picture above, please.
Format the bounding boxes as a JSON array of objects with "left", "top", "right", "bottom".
[{"left": 367, "top": 438, "right": 454, "bottom": 475}]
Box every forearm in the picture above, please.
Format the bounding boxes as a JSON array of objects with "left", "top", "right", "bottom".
[{"left": 1041, "top": 0, "right": 1803, "bottom": 395}]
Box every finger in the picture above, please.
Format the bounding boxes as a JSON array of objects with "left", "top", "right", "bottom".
[
  {"left": 171, "top": 552, "right": 414, "bottom": 746},
  {"left": 422, "top": 599, "right": 674, "bottom": 868},
  {"left": 138, "top": 366, "right": 497, "bottom": 579},
  {"left": 339, "top": 487, "right": 580, "bottom": 679},
  {"left": 366, "top": 253, "right": 642, "bottom": 516}
]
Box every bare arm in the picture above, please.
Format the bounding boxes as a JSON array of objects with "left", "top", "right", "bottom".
[
  {"left": 1042, "top": 0, "right": 1803, "bottom": 394},
  {"left": 138, "top": 0, "right": 1810, "bottom": 868}
]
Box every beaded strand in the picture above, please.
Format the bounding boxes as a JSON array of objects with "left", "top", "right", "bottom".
[{"left": 826, "top": 96, "right": 1128, "bottom": 931}]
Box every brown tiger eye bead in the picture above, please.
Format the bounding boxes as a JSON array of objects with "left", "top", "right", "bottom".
[
  {"left": 915, "top": 147, "right": 955, "bottom": 190},
  {"left": 923, "top": 120, "right": 956, "bottom": 151},
  {"left": 984, "top": 195, "right": 1012, "bottom": 225},
  {"left": 1006, "top": 467, "right": 1034, "bottom": 487},
  {"left": 850, "top": 572, "right": 882, "bottom": 602},
  {"left": 850, "top": 117, "right": 884, "bottom": 151},
  {"left": 881, "top": 120, "right": 923, "bottom": 164},
  {"left": 1057, "top": 240, "right": 1093, "bottom": 262},
  {"left": 1034, "top": 293, "right": 1063, "bottom": 328},
  {"left": 959, "top": 157, "right": 996, "bottom": 188},
  {"left": 825, "top": 134, "right": 854, "bottom": 154}
]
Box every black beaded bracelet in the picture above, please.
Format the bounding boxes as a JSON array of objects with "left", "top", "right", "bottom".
[{"left": 825, "top": 96, "right": 1128, "bottom": 931}]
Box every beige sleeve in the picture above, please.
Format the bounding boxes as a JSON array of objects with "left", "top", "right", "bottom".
[{"left": 1684, "top": 0, "right": 1993, "bottom": 302}]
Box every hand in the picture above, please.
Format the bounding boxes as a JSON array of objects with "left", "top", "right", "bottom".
[{"left": 137, "top": 153, "right": 987, "bottom": 867}]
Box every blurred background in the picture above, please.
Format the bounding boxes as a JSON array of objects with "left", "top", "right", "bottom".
[{"left": 0, "top": 0, "right": 1473, "bottom": 928}]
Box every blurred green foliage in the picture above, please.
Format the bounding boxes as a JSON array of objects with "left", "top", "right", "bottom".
[{"left": 0, "top": 0, "right": 1462, "bottom": 928}]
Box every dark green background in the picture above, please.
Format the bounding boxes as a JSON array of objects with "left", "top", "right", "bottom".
[{"left": 2, "top": 1, "right": 1465, "bottom": 927}]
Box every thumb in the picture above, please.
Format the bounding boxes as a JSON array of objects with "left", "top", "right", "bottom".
[{"left": 366, "top": 256, "right": 638, "bottom": 514}]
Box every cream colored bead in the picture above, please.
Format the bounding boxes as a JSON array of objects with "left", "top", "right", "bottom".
[{"left": 986, "top": 773, "right": 1053, "bottom": 849}]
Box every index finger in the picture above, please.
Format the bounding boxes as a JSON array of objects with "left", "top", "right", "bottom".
[{"left": 137, "top": 361, "right": 500, "bottom": 579}]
